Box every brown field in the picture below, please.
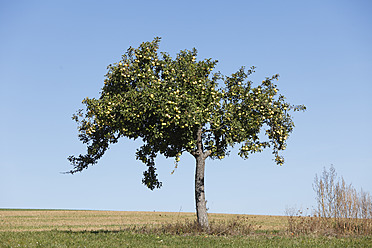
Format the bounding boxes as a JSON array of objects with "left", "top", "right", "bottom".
[{"left": 0, "top": 209, "right": 287, "bottom": 232}]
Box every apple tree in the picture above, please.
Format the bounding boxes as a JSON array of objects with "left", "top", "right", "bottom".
[{"left": 68, "top": 37, "right": 305, "bottom": 230}]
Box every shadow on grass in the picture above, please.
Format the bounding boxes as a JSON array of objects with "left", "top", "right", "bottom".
[{"left": 61, "top": 230, "right": 122, "bottom": 234}]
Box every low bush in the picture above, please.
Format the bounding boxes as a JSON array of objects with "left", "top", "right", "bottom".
[{"left": 121, "top": 216, "right": 254, "bottom": 236}]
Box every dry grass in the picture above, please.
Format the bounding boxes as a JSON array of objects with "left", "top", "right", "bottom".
[{"left": 0, "top": 209, "right": 287, "bottom": 234}]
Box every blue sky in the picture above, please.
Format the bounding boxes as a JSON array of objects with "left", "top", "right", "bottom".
[{"left": 1, "top": 0, "right": 371, "bottom": 215}]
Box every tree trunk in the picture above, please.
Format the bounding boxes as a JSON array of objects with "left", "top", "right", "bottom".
[
  {"left": 195, "top": 154, "right": 209, "bottom": 230},
  {"left": 193, "top": 127, "right": 210, "bottom": 230}
]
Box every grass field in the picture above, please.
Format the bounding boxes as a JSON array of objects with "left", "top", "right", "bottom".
[{"left": 1, "top": 209, "right": 371, "bottom": 247}]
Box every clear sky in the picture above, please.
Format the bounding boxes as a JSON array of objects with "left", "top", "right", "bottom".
[{"left": 1, "top": 0, "right": 371, "bottom": 215}]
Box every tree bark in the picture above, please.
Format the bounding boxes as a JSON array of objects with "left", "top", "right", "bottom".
[
  {"left": 195, "top": 154, "right": 209, "bottom": 230},
  {"left": 192, "top": 127, "right": 211, "bottom": 230}
]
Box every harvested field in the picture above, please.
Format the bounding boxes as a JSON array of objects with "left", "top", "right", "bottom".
[{"left": 0, "top": 209, "right": 287, "bottom": 232}]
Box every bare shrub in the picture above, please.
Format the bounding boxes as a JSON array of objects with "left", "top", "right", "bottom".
[{"left": 287, "top": 165, "right": 372, "bottom": 236}]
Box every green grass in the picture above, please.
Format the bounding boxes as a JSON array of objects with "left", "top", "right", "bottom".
[{"left": 1, "top": 231, "right": 371, "bottom": 248}]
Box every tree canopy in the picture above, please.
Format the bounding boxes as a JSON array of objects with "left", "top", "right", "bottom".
[{"left": 68, "top": 37, "right": 305, "bottom": 190}]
